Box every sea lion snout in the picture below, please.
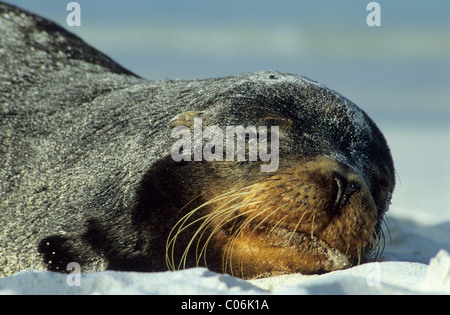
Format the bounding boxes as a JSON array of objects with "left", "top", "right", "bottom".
[
  {"left": 162, "top": 155, "right": 382, "bottom": 278},
  {"left": 332, "top": 172, "right": 362, "bottom": 214}
]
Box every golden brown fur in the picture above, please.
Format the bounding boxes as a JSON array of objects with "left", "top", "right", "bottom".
[{"left": 165, "top": 156, "right": 386, "bottom": 279}]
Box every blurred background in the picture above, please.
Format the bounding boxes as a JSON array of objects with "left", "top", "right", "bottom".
[{"left": 7, "top": 1, "right": 450, "bottom": 258}]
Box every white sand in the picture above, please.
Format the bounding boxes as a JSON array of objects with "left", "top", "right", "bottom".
[{"left": 0, "top": 250, "right": 448, "bottom": 295}]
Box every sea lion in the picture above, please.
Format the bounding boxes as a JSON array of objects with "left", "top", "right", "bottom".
[{"left": 0, "top": 3, "right": 395, "bottom": 279}]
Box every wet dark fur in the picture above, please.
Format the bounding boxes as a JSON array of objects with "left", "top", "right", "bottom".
[{"left": 0, "top": 3, "right": 394, "bottom": 278}]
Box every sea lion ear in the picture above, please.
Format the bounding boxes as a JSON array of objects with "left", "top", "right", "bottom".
[{"left": 168, "top": 111, "right": 205, "bottom": 129}]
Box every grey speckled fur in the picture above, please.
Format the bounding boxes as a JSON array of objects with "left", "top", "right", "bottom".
[{"left": 0, "top": 3, "right": 394, "bottom": 277}]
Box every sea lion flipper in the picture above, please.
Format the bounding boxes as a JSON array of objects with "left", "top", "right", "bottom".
[{"left": 37, "top": 234, "right": 104, "bottom": 273}]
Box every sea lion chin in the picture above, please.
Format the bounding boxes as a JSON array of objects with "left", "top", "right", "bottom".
[{"left": 1, "top": 3, "right": 395, "bottom": 279}]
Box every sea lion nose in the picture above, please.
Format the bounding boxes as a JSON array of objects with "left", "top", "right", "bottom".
[{"left": 332, "top": 172, "right": 361, "bottom": 213}]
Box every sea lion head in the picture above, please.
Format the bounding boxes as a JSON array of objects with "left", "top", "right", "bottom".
[
  {"left": 160, "top": 72, "right": 395, "bottom": 278},
  {"left": 37, "top": 72, "right": 394, "bottom": 279}
]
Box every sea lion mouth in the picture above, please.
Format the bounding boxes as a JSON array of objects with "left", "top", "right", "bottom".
[{"left": 253, "top": 226, "right": 353, "bottom": 273}]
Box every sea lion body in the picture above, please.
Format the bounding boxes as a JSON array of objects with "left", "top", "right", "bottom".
[{"left": 0, "top": 3, "right": 394, "bottom": 278}]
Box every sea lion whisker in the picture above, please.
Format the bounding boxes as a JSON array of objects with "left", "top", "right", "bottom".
[
  {"left": 307, "top": 197, "right": 328, "bottom": 238},
  {"left": 263, "top": 188, "right": 300, "bottom": 238},
  {"left": 167, "top": 212, "right": 211, "bottom": 270},
  {"left": 381, "top": 215, "right": 391, "bottom": 249},
  {"left": 176, "top": 191, "right": 206, "bottom": 215},
  {"left": 367, "top": 230, "right": 378, "bottom": 259},
  {"left": 195, "top": 200, "right": 264, "bottom": 268},
  {"left": 372, "top": 232, "right": 382, "bottom": 259},
  {"left": 218, "top": 186, "right": 288, "bottom": 273},
  {"left": 266, "top": 213, "right": 290, "bottom": 238},
  {"left": 372, "top": 225, "right": 386, "bottom": 260},
  {"left": 202, "top": 203, "right": 265, "bottom": 273},
  {"left": 225, "top": 202, "right": 279, "bottom": 274},
  {"left": 192, "top": 207, "right": 237, "bottom": 268},
  {"left": 247, "top": 205, "right": 284, "bottom": 243},
  {"left": 175, "top": 191, "right": 259, "bottom": 269},
  {"left": 226, "top": 204, "right": 282, "bottom": 277},
  {"left": 364, "top": 213, "right": 388, "bottom": 261},
  {"left": 166, "top": 188, "right": 251, "bottom": 269},
  {"left": 379, "top": 227, "right": 387, "bottom": 258},
  {"left": 288, "top": 207, "right": 311, "bottom": 243},
  {"left": 173, "top": 183, "right": 269, "bottom": 270},
  {"left": 221, "top": 211, "right": 254, "bottom": 276},
  {"left": 168, "top": 185, "right": 256, "bottom": 235},
  {"left": 310, "top": 209, "right": 317, "bottom": 238},
  {"left": 179, "top": 209, "right": 235, "bottom": 270},
  {"left": 356, "top": 244, "right": 362, "bottom": 265},
  {"left": 221, "top": 192, "right": 280, "bottom": 275},
  {"left": 166, "top": 192, "right": 209, "bottom": 266},
  {"left": 345, "top": 242, "right": 351, "bottom": 257},
  {"left": 206, "top": 190, "right": 277, "bottom": 275},
  {"left": 240, "top": 258, "right": 245, "bottom": 279}
]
